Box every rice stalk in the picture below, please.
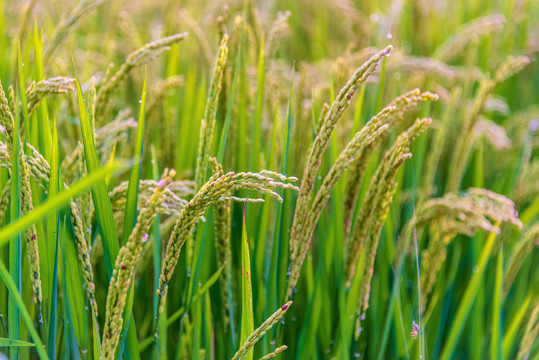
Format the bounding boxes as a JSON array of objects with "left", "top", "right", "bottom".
[
  {"left": 95, "top": 32, "right": 188, "bottom": 120},
  {"left": 288, "top": 46, "right": 392, "bottom": 295},
  {"left": 347, "top": 118, "right": 432, "bottom": 331},
  {"left": 342, "top": 89, "right": 439, "bottom": 238},
  {"left": 101, "top": 168, "right": 176, "bottom": 359},
  {"left": 194, "top": 34, "right": 229, "bottom": 192},
  {"left": 447, "top": 55, "right": 530, "bottom": 191},
  {"left": 288, "top": 88, "right": 437, "bottom": 296}
]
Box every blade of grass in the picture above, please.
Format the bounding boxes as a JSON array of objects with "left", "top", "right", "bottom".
[
  {"left": 439, "top": 226, "right": 499, "bottom": 360},
  {"left": 0, "top": 162, "right": 121, "bottom": 245},
  {"left": 46, "top": 118, "right": 59, "bottom": 356},
  {"left": 0, "top": 338, "right": 36, "bottom": 346},
  {"left": 47, "top": 213, "right": 59, "bottom": 360},
  {"left": 139, "top": 262, "right": 226, "bottom": 352},
  {"left": 60, "top": 217, "right": 81, "bottom": 359},
  {"left": 73, "top": 68, "right": 119, "bottom": 276},
  {"left": 502, "top": 294, "right": 531, "bottom": 359},
  {"left": 491, "top": 246, "right": 503, "bottom": 360},
  {"left": 0, "top": 260, "right": 48, "bottom": 359},
  {"left": 121, "top": 67, "right": 147, "bottom": 246},
  {"left": 240, "top": 205, "right": 254, "bottom": 360}
]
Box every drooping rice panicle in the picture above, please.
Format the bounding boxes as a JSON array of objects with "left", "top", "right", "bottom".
[
  {"left": 288, "top": 89, "right": 437, "bottom": 296},
  {"left": 0, "top": 82, "right": 42, "bottom": 306},
  {"left": 209, "top": 157, "right": 232, "bottom": 329},
  {"left": 95, "top": 32, "right": 188, "bottom": 120},
  {"left": 420, "top": 87, "right": 461, "bottom": 201},
  {"left": 447, "top": 55, "right": 530, "bottom": 191},
  {"left": 118, "top": 10, "right": 143, "bottom": 50},
  {"left": 25, "top": 77, "right": 75, "bottom": 118},
  {"left": 44, "top": 0, "right": 106, "bottom": 64},
  {"left": 231, "top": 301, "right": 292, "bottom": 360},
  {"left": 434, "top": 14, "right": 506, "bottom": 60},
  {"left": 194, "top": 34, "right": 229, "bottom": 192},
  {"left": 259, "top": 345, "right": 288, "bottom": 360},
  {"left": 0, "top": 178, "right": 10, "bottom": 224},
  {"left": 109, "top": 179, "right": 191, "bottom": 217},
  {"left": 513, "top": 160, "right": 539, "bottom": 206},
  {"left": 178, "top": 9, "right": 214, "bottom": 67},
  {"left": 101, "top": 168, "right": 176, "bottom": 359},
  {"left": 288, "top": 46, "right": 392, "bottom": 295},
  {"left": 417, "top": 188, "right": 522, "bottom": 309},
  {"left": 146, "top": 75, "right": 184, "bottom": 118},
  {"left": 516, "top": 301, "right": 539, "bottom": 360},
  {"left": 342, "top": 89, "right": 439, "bottom": 237},
  {"left": 415, "top": 188, "right": 522, "bottom": 234},
  {"left": 156, "top": 171, "right": 298, "bottom": 322},
  {"left": 265, "top": 10, "right": 291, "bottom": 60},
  {"left": 504, "top": 222, "right": 539, "bottom": 294},
  {"left": 349, "top": 119, "right": 432, "bottom": 330},
  {"left": 388, "top": 54, "right": 484, "bottom": 81}
]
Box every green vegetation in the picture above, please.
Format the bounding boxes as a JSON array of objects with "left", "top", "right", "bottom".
[{"left": 0, "top": 0, "right": 538, "bottom": 359}]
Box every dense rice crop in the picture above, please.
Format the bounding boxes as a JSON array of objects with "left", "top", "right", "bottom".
[{"left": 0, "top": 0, "right": 538, "bottom": 359}]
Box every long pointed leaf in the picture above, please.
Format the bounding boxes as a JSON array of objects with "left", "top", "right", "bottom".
[
  {"left": 0, "top": 162, "right": 121, "bottom": 245},
  {"left": 0, "top": 338, "right": 36, "bottom": 347},
  {"left": 240, "top": 206, "right": 254, "bottom": 360},
  {"left": 73, "top": 69, "right": 119, "bottom": 275},
  {"left": 0, "top": 260, "right": 49, "bottom": 359}
]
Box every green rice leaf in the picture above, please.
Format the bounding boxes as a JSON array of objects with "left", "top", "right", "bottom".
[
  {"left": 440, "top": 227, "right": 499, "bottom": 360},
  {"left": 0, "top": 162, "right": 121, "bottom": 245},
  {"left": 0, "top": 260, "right": 49, "bottom": 359},
  {"left": 73, "top": 69, "right": 119, "bottom": 276},
  {"left": 121, "top": 67, "right": 147, "bottom": 246},
  {"left": 46, "top": 119, "right": 59, "bottom": 359},
  {"left": 240, "top": 206, "right": 254, "bottom": 360},
  {"left": 0, "top": 338, "right": 36, "bottom": 347}
]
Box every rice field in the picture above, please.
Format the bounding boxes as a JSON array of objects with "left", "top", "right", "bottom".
[{"left": 0, "top": 0, "right": 538, "bottom": 359}]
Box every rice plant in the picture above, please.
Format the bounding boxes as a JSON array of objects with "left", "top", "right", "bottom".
[{"left": 0, "top": 0, "right": 538, "bottom": 359}]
